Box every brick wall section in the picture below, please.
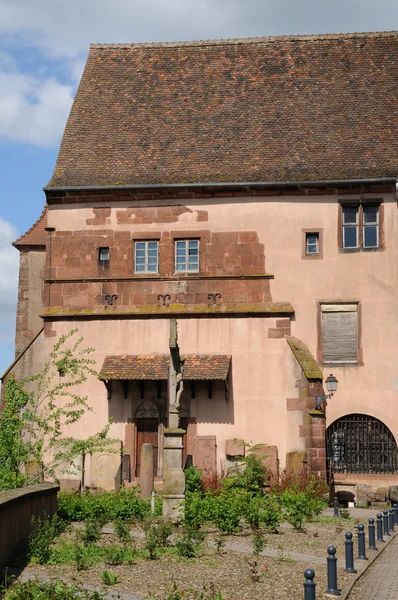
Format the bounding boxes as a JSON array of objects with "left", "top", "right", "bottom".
[
  {"left": 46, "top": 223, "right": 271, "bottom": 309},
  {"left": 288, "top": 372, "right": 327, "bottom": 477},
  {"left": 15, "top": 250, "right": 46, "bottom": 354}
]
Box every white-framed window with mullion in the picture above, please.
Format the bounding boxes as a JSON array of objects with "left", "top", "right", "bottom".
[
  {"left": 175, "top": 239, "right": 199, "bottom": 272},
  {"left": 134, "top": 240, "right": 159, "bottom": 273}
]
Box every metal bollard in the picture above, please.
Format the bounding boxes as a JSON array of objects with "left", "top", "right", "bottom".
[
  {"left": 344, "top": 532, "right": 357, "bottom": 573},
  {"left": 377, "top": 513, "right": 385, "bottom": 543},
  {"left": 303, "top": 568, "right": 316, "bottom": 600},
  {"left": 383, "top": 510, "right": 391, "bottom": 536},
  {"left": 333, "top": 496, "right": 339, "bottom": 517},
  {"left": 394, "top": 504, "right": 398, "bottom": 526},
  {"left": 389, "top": 508, "right": 395, "bottom": 532},
  {"left": 357, "top": 524, "right": 368, "bottom": 560},
  {"left": 325, "top": 546, "right": 341, "bottom": 595},
  {"left": 368, "top": 518, "right": 377, "bottom": 550}
]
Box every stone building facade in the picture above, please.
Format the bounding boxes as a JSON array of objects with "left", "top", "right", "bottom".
[{"left": 2, "top": 31, "right": 398, "bottom": 501}]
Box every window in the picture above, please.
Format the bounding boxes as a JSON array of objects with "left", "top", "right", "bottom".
[
  {"left": 306, "top": 233, "right": 319, "bottom": 255},
  {"left": 175, "top": 239, "right": 199, "bottom": 272},
  {"left": 320, "top": 303, "right": 358, "bottom": 364},
  {"left": 135, "top": 241, "right": 159, "bottom": 273},
  {"left": 342, "top": 204, "right": 380, "bottom": 250},
  {"left": 98, "top": 247, "right": 110, "bottom": 261}
]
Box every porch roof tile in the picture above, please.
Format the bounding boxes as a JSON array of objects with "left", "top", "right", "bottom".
[{"left": 99, "top": 354, "right": 231, "bottom": 381}]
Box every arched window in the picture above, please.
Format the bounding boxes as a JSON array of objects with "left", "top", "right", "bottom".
[{"left": 326, "top": 414, "right": 397, "bottom": 474}]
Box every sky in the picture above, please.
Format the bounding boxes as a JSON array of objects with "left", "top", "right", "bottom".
[{"left": 0, "top": 0, "right": 398, "bottom": 375}]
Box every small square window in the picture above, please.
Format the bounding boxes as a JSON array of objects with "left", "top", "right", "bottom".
[
  {"left": 134, "top": 241, "right": 159, "bottom": 273},
  {"left": 306, "top": 233, "right": 319, "bottom": 255},
  {"left": 175, "top": 239, "right": 199, "bottom": 272},
  {"left": 98, "top": 247, "right": 110, "bottom": 261}
]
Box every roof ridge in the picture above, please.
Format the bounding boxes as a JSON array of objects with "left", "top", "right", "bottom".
[
  {"left": 13, "top": 205, "right": 48, "bottom": 247},
  {"left": 90, "top": 30, "right": 398, "bottom": 50}
]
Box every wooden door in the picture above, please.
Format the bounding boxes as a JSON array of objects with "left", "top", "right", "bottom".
[{"left": 136, "top": 418, "right": 158, "bottom": 477}]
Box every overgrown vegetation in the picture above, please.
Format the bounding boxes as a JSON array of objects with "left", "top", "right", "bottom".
[
  {"left": 0, "top": 330, "right": 116, "bottom": 491},
  {"left": 0, "top": 580, "right": 112, "bottom": 599}
]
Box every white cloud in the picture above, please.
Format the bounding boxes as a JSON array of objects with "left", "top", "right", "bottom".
[
  {"left": 0, "top": 218, "right": 19, "bottom": 346},
  {"left": 0, "top": 0, "right": 397, "bottom": 60},
  {"left": 0, "top": 56, "right": 74, "bottom": 147}
]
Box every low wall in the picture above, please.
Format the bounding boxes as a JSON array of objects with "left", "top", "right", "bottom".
[{"left": 0, "top": 482, "right": 59, "bottom": 566}]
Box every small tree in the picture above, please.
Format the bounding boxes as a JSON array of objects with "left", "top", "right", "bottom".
[{"left": 0, "top": 329, "right": 116, "bottom": 489}]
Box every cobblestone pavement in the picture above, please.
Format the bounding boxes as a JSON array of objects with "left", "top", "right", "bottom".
[{"left": 347, "top": 534, "right": 398, "bottom": 600}]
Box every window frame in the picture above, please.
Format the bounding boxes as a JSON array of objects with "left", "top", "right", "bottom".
[
  {"left": 318, "top": 301, "right": 362, "bottom": 366},
  {"left": 340, "top": 201, "right": 382, "bottom": 252},
  {"left": 174, "top": 239, "right": 200, "bottom": 273},
  {"left": 98, "top": 247, "right": 110, "bottom": 261},
  {"left": 134, "top": 240, "right": 159, "bottom": 274},
  {"left": 302, "top": 229, "right": 323, "bottom": 260}
]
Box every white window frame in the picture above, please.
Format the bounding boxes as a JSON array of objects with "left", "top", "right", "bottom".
[
  {"left": 306, "top": 233, "right": 319, "bottom": 255},
  {"left": 175, "top": 239, "right": 199, "bottom": 273},
  {"left": 363, "top": 205, "right": 379, "bottom": 248},
  {"left": 134, "top": 240, "right": 159, "bottom": 273},
  {"left": 342, "top": 206, "right": 359, "bottom": 249}
]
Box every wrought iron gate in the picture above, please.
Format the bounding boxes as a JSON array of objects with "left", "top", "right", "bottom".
[{"left": 326, "top": 414, "right": 397, "bottom": 474}]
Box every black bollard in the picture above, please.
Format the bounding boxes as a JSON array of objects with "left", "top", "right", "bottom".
[
  {"left": 389, "top": 508, "right": 395, "bottom": 532},
  {"left": 325, "top": 545, "right": 341, "bottom": 595},
  {"left": 377, "top": 513, "right": 385, "bottom": 543},
  {"left": 333, "top": 496, "right": 339, "bottom": 517},
  {"left": 344, "top": 532, "right": 357, "bottom": 573},
  {"left": 368, "top": 518, "right": 377, "bottom": 550},
  {"left": 383, "top": 510, "right": 391, "bottom": 536},
  {"left": 357, "top": 524, "right": 368, "bottom": 560},
  {"left": 304, "top": 568, "right": 316, "bottom": 600},
  {"left": 394, "top": 504, "right": 398, "bottom": 526}
]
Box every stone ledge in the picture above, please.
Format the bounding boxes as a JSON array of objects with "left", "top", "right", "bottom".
[
  {"left": 41, "top": 301, "right": 294, "bottom": 319},
  {"left": 0, "top": 482, "right": 60, "bottom": 507}
]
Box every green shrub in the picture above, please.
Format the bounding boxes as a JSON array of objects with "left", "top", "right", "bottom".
[
  {"left": 104, "top": 545, "right": 134, "bottom": 566},
  {"left": 3, "top": 580, "right": 110, "bottom": 599},
  {"left": 223, "top": 451, "right": 269, "bottom": 496},
  {"left": 213, "top": 490, "right": 242, "bottom": 534},
  {"left": 281, "top": 491, "right": 324, "bottom": 530},
  {"left": 28, "top": 514, "right": 66, "bottom": 565},
  {"left": 185, "top": 466, "right": 203, "bottom": 494},
  {"left": 253, "top": 531, "right": 266, "bottom": 555},
  {"left": 114, "top": 519, "right": 131, "bottom": 544},
  {"left": 57, "top": 488, "right": 151, "bottom": 523},
  {"left": 175, "top": 531, "right": 198, "bottom": 558},
  {"left": 82, "top": 519, "right": 103, "bottom": 546},
  {"left": 101, "top": 571, "right": 118, "bottom": 586}
]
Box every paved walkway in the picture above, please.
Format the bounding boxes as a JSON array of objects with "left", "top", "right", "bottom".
[{"left": 347, "top": 534, "right": 398, "bottom": 600}]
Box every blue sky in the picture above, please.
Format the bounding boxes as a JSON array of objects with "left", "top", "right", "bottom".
[{"left": 0, "top": 0, "right": 398, "bottom": 375}]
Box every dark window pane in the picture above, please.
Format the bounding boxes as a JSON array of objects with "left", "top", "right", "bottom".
[
  {"left": 364, "top": 226, "right": 378, "bottom": 247},
  {"left": 363, "top": 206, "right": 378, "bottom": 223},
  {"left": 99, "top": 247, "right": 109, "bottom": 260},
  {"left": 344, "top": 226, "right": 358, "bottom": 248},
  {"left": 343, "top": 207, "right": 358, "bottom": 224}
]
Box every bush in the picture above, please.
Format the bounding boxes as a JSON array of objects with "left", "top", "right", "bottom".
[
  {"left": 2, "top": 580, "right": 110, "bottom": 599},
  {"left": 57, "top": 488, "right": 151, "bottom": 523},
  {"left": 253, "top": 531, "right": 266, "bottom": 555},
  {"left": 104, "top": 546, "right": 134, "bottom": 566},
  {"left": 175, "top": 531, "right": 199, "bottom": 558},
  {"left": 242, "top": 494, "right": 281, "bottom": 532},
  {"left": 143, "top": 518, "right": 173, "bottom": 559},
  {"left": 114, "top": 519, "right": 131, "bottom": 544},
  {"left": 281, "top": 491, "right": 325, "bottom": 530},
  {"left": 185, "top": 466, "right": 203, "bottom": 494},
  {"left": 272, "top": 470, "right": 328, "bottom": 501},
  {"left": 223, "top": 450, "right": 269, "bottom": 496},
  {"left": 82, "top": 519, "right": 103, "bottom": 546},
  {"left": 28, "top": 514, "right": 66, "bottom": 565},
  {"left": 101, "top": 571, "right": 118, "bottom": 586}
]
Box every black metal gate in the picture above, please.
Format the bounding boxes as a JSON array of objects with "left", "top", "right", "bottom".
[{"left": 326, "top": 414, "right": 397, "bottom": 474}]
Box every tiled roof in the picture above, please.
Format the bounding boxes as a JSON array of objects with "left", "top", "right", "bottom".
[
  {"left": 99, "top": 354, "right": 231, "bottom": 380},
  {"left": 100, "top": 355, "right": 169, "bottom": 380},
  {"left": 13, "top": 206, "right": 48, "bottom": 248},
  {"left": 47, "top": 31, "right": 398, "bottom": 188},
  {"left": 286, "top": 336, "right": 323, "bottom": 380}
]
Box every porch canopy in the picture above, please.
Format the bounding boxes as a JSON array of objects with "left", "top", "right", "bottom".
[{"left": 99, "top": 354, "right": 231, "bottom": 398}]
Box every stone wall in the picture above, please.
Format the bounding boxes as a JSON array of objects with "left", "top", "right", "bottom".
[{"left": 0, "top": 483, "right": 59, "bottom": 567}]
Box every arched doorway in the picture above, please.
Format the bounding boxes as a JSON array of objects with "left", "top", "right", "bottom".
[{"left": 326, "top": 414, "right": 398, "bottom": 474}]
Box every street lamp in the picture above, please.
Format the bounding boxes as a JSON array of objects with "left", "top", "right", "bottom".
[{"left": 314, "top": 374, "right": 338, "bottom": 410}]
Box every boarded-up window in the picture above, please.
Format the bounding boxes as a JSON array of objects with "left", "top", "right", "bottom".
[{"left": 321, "top": 304, "right": 358, "bottom": 364}]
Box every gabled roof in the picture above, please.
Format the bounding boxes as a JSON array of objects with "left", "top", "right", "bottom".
[
  {"left": 13, "top": 206, "right": 48, "bottom": 249},
  {"left": 47, "top": 31, "right": 398, "bottom": 189},
  {"left": 99, "top": 354, "right": 231, "bottom": 381}
]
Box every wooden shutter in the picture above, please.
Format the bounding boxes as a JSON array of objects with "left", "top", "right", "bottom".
[{"left": 321, "top": 305, "right": 358, "bottom": 363}]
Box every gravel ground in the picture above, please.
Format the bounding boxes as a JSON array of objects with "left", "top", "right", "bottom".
[{"left": 14, "top": 516, "right": 361, "bottom": 600}]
